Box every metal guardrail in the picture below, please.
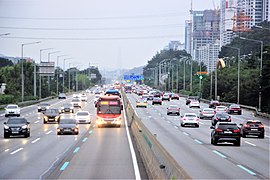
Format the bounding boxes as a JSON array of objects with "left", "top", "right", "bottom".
[{"left": 122, "top": 92, "right": 191, "bottom": 179}]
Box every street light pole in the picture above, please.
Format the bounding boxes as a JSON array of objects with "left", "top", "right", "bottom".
[
  {"left": 56, "top": 55, "right": 68, "bottom": 95},
  {"left": 224, "top": 46, "right": 241, "bottom": 104},
  {"left": 240, "top": 37, "right": 263, "bottom": 111},
  {"left": 47, "top": 51, "right": 60, "bottom": 96},
  {"left": 21, "top": 41, "right": 41, "bottom": 102},
  {"left": 39, "top": 48, "right": 53, "bottom": 99},
  {"left": 63, "top": 58, "right": 73, "bottom": 93}
]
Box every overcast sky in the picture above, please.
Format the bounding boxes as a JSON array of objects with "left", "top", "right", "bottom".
[{"left": 0, "top": 0, "right": 219, "bottom": 70}]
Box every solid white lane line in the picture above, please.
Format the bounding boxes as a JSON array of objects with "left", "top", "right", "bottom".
[
  {"left": 31, "top": 138, "right": 41, "bottom": 144},
  {"left": 199, "top": 122, "right": 204, "bottom": 125},
  {"left": 46, "top": 130, "right": 53, "bottom": 135},
  {"left": 245, "top": 141, "right": 256, "bottom": 147},
  {"left": 10, "top": 148, "right": 23, "bottom": 155},
  {"left": 265, "top": 135, "right": 269, "bottom": 138},
  {"left": 123, "top": 100, "right": 141, "bottom": 180},
  {"left": 34, "top": 120, "right": 39, "bottom": 124}
]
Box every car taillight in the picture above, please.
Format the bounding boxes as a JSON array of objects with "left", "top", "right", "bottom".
[
  {"left": 215, "top": 118, "right": 218, "bottom": 121},
  {"left": 196, "top": 118, "right": 199, "bottom": 121},
  {"left": 233, "top": 129, "right": 240, "bottom": 133},
  {"left": 168, "top": 108, "right": 172, "bottom": 110},
  {"left": 215, "top": 129, "right": 222, "bottom": 132},
  {"left": 228, "top": 118, "right": 231, "bottom": 121},
  {"left": 177, "top": 108, "right": 180, "bottom": 110},
  {"left": 258, "top": 124, "right": 264, "bottom": 128},
  {"left": 244, "top": 124, "right": 250, "bottom": 128},
  {"left": 183, "top": 118, "right": 186, "bottom": 121}
]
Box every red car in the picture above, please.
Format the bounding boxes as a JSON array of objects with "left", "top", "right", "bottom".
[
  {"left": 228, "top": 104, "right": 242, "bottom": 115},
  {"left": 171, "top": 94, "right": 180, "bottom": 100}
]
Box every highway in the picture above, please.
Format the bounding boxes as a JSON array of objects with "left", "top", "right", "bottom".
[
  {"left": 0, "top": 91, "right": 269, "bottom": 179},
  {"left": 0, "top": 94, "right": 140, "bottom": 179},
  {"left": 127, "top": 93, "right": 269, "bottom": 179}
]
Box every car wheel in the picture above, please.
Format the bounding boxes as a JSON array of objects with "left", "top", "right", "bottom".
[
  {"left": 180, "top": 123, "right": 184, "bottom": 127},
  {"left": 242, "top": 133, "right": 246, "bottom": 138},
  {"left": 57, "top": 132, "right": 60, "bottom": 135},
  {"left": 196, "top": 124, "right": 200, "bottom": 128},
  {"left": 235, "top": 140, "right": 241, "bottom": 146},
  {"left": 43, "top": 120, "right": 47, "bottom": 124},
  {"left": 4, "top": 133, "right": 9, "bottom": 138},
  {"left": 259, "top": 133, "right": 264, "bottom": 139},
  {"left": 17, "top": 114, "right": 20, "bottom": 117},
  {"left": 238, "top": 112, "right": 242, "bottom": 115},
  {"left": 5, "top": 114, "right": 8, "bottom": 117},
  {"left": 212, "top": 138, "right": 218, "bottom": 145}
]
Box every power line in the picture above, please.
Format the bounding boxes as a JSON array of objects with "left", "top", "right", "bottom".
[
  {"left": 3, "top": 35, "right": 182, "bottom": 41},
  {"left": 0, "top": 24, "right": 184, "bottom": 31},
  {"left": 0, "top": 12, "right": 188, "bottom": 21}
]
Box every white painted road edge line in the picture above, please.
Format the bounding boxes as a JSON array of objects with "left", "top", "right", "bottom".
[
  {"left": 10, "top": 148, "right": 23, "bottom": 155},
  {"left": 46, "top": 130, "right": 53, "bottom": 135},
  {"left": 245, "top": 141, "right": 256, "bottom": 147},
  {"left": 31, "top": 138, "right": 41, "bottom": 144},
  {"left": 123, "top": 100, "right": 141, "bottom": 180},
  {"left": 34, "top": 120, "right": 39, "bottom": 124}
]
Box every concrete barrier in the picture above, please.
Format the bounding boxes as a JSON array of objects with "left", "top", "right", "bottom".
[{"left": 123, "top": 92, "right": 191, "bottom": 179}]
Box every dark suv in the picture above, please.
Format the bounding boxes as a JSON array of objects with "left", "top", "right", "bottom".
[
  {"left": 212, "top": 112, "right": 231, "bottom": 126},
  {"left": 210, "top": 122, "right": 241, "bottom": 146},
  {"left": 3, "top": 117, "right": 30, "bottom": 138},
  {"left": 43, "top": 109, "right": 61, "bottom": 124},
  {"left": 240, "top": 120, "right": 265, "bottom": 138}
]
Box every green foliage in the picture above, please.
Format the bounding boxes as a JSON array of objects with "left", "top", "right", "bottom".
[
  {"left": 0, "top": 57, "right": 13, "bottom": 67},
  {"left": 0, "top": 95, "right": 16, "bottom": 104}
]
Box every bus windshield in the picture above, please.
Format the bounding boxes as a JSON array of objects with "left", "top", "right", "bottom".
[{"left": 97, "top": 100, "right": 121, "bottom": 114}]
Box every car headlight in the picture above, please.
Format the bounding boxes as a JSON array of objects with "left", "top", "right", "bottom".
[
  {"left": 4, "top": 125, "right": 9, "bottom": 129},
  {"left": 55, "top": 116, "right": 60, "bottom": 120},
  {"left": 44, "top": 116, "right": 48, "bottom": 120},
  {"left": 38, "top": 106, "right": 41, "bottom": 109},
  {"left": 22, "top": 125, "right": 27, "bottom": 129}
]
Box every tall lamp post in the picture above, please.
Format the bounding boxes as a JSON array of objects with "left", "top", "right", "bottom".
[
  {"left": 47, "top": 51, "right": 60, "bottom": 96},
  {"left": 63, "top": 58, "right": 73, "bottom": 93},
  {"left": 224, "top": 46, "right": 241, "bottom": 104},
  {"left": 21, "top": 41, "right": 41, "bottom": 102},
  {"left": 39, "top": 48, "right": 53, "bottom": 99},
  {"left": 240, "top": 37, "right": 263, "bottom": 111},
  {"left": 56, "top": 55, "right": 68, "bottom": 95}
]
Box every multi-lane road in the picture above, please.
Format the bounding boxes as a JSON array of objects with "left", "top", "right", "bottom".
[
  {"left": 0, "top": 94, "right": 141, "bottom": 179},
  {"left": 128, "top": 93, "right": 269, "bottom": 179},
  {"left": 0, "top": 91, "right": 269, "bottom": 179}
]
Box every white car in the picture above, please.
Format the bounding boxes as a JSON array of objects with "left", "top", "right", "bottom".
[
  {"left": 75, "top": 111, "right": 91, "bottom": 124},
  {"left": 180, "top": 113, "right": 199, "bottom": 127},
  {"left": 189, "top": 100, "right": 200, "bottom": 108},
  {"left": 80, "top": 94, "right": 87, "bottom": 101},
  {"left": 71, "top": 98, "right": 82, "bottom": 108},
  {"left": 215, "top": 106, "right": 228, "bottom": 113},
  {"left": 5, "top": 104, "right": 20, "bottom": 117}
]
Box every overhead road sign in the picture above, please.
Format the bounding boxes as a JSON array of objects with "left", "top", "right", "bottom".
[
  {"left": 124, "top": 75, "right": 144, "bottom": 81},
  {"left": 39, "top": 61, "right": 55, "bottom": 76}
]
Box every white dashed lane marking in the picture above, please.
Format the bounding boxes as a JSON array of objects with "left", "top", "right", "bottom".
[{"left": 10, "top": 148, "right": 23, "bottom": 155}]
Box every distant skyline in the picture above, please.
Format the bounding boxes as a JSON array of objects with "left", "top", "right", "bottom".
[{"left": 0, "top": 0, "right": 219, "bottom": 70}]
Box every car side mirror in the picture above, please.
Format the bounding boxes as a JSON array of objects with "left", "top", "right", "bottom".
[
  {"left": 3, "top": 122, "right": 6, "bottom": 124},
  {"left": 180, "top": 116, "right": 183, "bottom": 118},
  {"left": 27, "top": 122, "right": 30, "bottom": 124},
  {"left": 239, "top": 123, "right": 243, "bottom": 126},
  {"left": 210, "top": 126, "right": 214, "bottom": 129}
]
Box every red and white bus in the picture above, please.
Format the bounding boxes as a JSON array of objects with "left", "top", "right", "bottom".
[{"left": 96, "top": 95, "right": 123, "bottom": 128}]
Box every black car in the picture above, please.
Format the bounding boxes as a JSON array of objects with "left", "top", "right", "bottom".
[
  {"left": 212, "top": 112, "right": 231, "bottom": 126},
  {"left": 240, "top": 120, "right": 265, "bottom": 138},
  {"left": 57, "top": 118, "right": 79, "bottom": 135},
  {"left": 210, "top": 122, "right": 241, "bottom": 146},
  {"left": 61, "top": 103, "right": 74, "bottom": 113},
  {"left": 3, "top": 117, "right": 30, "bottom": 138},
  {"left": 43, "top": 109, "right": 60, "bottom": 124},
  {"left": 209, "top": 100, "right": 221, "bottom": 108},
  {"left": 38, "top": 102, "right": 50, "bottom": 113}
]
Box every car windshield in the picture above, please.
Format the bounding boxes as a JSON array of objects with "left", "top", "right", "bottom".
[
  {"left": 60, "top": 119, "right": 76, "bottom": 124},
  {"left": 72, "top": 99, "right": 80, "bottom": 102},
  {"left": 204, "top": 109, "right": 214, "bottom": 112},
  {"left": 77, "top": 112, "right": 89, "bottom": 116},
  {"left": 218, "top": 124, "right": 238, "bottom": 130},
  {"left": 216, "top": 113, "right": 229, "bottom": 118},
  {"left": 7, "top": 118, "right": 26, "bottom": 124},
  {"left": 231, "top": 105, "right": 240, "bottom": 108},
  {"left": 46, "top": 109, "right": 58, "bottom": 113},
  {"left": 246, "top": 121, "right": 262, "bottom": 125},
  {"left": 169, "top": 105, "right": 178, "bottom": 108},
  {"left": 63, "top": 104, "right": 72, "bottom": 108},
  {"left": 185, "top": 114, "right": 196, "bottom": 118},
  {"left": 7, "top": 105, "right": 18, "bottom": 109}
]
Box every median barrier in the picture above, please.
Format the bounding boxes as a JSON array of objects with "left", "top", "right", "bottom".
[{"left": 123, "top": 92, "right": 191, "bottom": 179}]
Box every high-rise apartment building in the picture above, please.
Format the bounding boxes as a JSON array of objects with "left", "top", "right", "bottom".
[{"left": 190, "top": 10, "right": 220, "bottom": 72}]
